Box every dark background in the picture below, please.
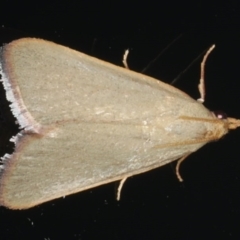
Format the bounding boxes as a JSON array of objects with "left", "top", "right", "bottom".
[{"left": 1, "top": 1, "right": 240, "bottom": 239}]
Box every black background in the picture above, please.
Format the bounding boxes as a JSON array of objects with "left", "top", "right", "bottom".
[{"left": 1, "top": 1, "right": 240, "bottom": 239}]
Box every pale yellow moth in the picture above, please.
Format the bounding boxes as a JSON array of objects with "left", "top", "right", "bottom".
[{"left": 0, "top": 38, "right": 239, "bottom": 209}]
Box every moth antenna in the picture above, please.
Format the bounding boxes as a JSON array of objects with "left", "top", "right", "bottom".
[{"left": 141, "top": 34, "right": 182, "bottom": 73}]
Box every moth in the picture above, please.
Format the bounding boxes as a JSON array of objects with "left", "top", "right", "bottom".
[{"left": 0, "top": 38, "right": 239, "bottom": 209}]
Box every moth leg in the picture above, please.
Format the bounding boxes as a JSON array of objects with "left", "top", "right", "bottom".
[
  {"left": 117, "top": 177, "right": 128, "bottom": 201},
  {"left": 122, "top": 49, "right": 130, "bottom": 69},
  {"left": 175, "top": 153, "right": 192, "bottom": 182},
  {"left": 197, "top": 45, "right": 215, "bottom": 103}
]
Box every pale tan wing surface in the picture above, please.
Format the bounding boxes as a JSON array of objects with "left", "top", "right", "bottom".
[{"left": 0, "top": 39, "right": 228, "bottom": 209}]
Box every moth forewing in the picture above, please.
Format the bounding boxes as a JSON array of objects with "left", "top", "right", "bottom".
[{"left": 0, "top": 38, "right": 239, "bottom": 209}]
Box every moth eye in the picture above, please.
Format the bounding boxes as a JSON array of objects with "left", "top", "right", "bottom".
[{"left": 212, "top": 110, "right": 228, "bottom": 120}]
